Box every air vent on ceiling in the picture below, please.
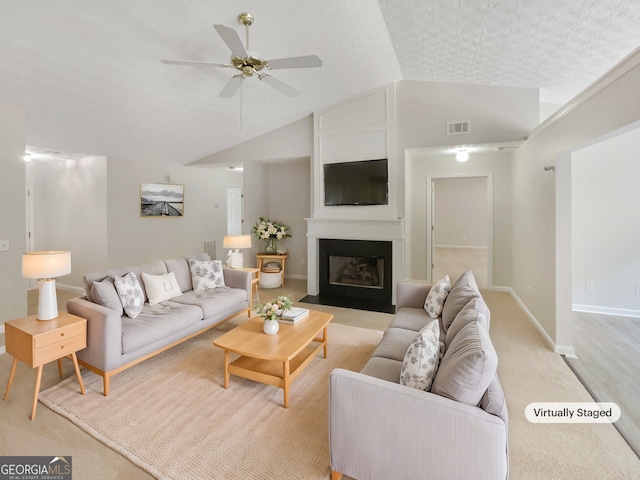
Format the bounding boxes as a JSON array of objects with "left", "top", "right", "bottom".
[{"left": 447, "top": 121, "right": 470, "bottom": 135}]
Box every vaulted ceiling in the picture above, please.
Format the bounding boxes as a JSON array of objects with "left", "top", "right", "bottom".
[{"left": 1, "top": 1, "right": 639, "bottom": 165}]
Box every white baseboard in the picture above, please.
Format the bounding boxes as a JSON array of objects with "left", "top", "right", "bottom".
[
  {"left": 285, "top": 274, "right": 307, "bottom": 281},
  {"left": 573, "top": 304, "right": 640, "bottom": 319},
  {"left": 0, "top": 346, "right": 5, "bottom": 355},
  {"left": 434, "top": 245, "right": 488, "bottom": 250},
  {"left": 503, "top": 287, "right": 576, "bottom": 358}
]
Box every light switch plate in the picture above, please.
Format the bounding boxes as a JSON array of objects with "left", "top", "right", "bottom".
[{"left": 0, "top": 239, "right": 9, "bottom": 251}]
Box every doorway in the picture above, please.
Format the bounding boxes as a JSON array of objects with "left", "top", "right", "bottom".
[{"left": 427, "top": 175, "right": 492, "bottom": 288}]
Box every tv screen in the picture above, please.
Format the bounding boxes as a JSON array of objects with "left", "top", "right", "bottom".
[{"left": 324, "top": 159, "right": 388, "bottom": 206}]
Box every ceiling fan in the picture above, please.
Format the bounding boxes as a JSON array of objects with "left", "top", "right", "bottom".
[{"left": 161, "top": 12, "right": 322, "bottom": 98}]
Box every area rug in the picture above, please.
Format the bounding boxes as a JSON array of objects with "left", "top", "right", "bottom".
[{"left": 39, "top": 320, "right": 382, "bottom": 480}]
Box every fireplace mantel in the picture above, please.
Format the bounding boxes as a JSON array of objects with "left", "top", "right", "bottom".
[{"left": 306, "top": 217, "right": 405, "bottom": 304}]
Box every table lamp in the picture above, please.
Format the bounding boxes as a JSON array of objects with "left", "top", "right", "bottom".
[
  {"left": 22, "top": 250, "right": 71, "bottom": 320},
  {"left": 223, "top": 235, "right": 252, "bottom": 268}
]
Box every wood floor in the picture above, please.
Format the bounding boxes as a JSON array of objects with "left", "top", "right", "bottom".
[{"left": 566, "top": 311, "right": 640, "bottom": 457}]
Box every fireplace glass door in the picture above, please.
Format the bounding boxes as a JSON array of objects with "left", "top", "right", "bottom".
[{"left": 328, "top": 256, "right": 384, "bottom": 289}]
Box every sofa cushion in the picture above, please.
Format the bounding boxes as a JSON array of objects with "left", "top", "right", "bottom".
[
  {"left": 389, "top": 307, "right": 433, "bottom": 333},
  {"left": 121, "top": 302, "right": 203, "bottom": 354},
  {"left": 481, "top": 374, "right": 508, "bottom": 424},
  {"left": 360, "top": 357, "right": 404, "bottom": 384},
  {"left": 170, "top": 287, "right": 247, "bottom": 319},
  {"left": 445, "top": 297, "right": 490, "bottom": 349},
  {"left": 141, "top": 271, "right": 182, "bottom": 305},
  {"left": 84, "top": 260, "right": 168, "bottom": 302},
  {"left": 441, "top": 270, "right": 481, "bottom": 333},
  {"left": 189, "top": 259, "right": 226, "bottom": 291},
  {"left": 399, "top": 321, "right": 442, "bottom": 390},
  {"left": 165, "top": 253, "right": 211, "bottom": 293},
  {"left": 91, "top": 278, "right": 124, "bottom": 315},
  {"left": 431, "top": 322, "right": 497, "bottom": 406},
  {"left": 371, "top": 327, "right": 420, "bottom": 362},
  {"left": 114, "top": 272, "right": 145, "bottom": 319},
  {"left": 424, "top": 275, "right": 451, "bottom": 319}
]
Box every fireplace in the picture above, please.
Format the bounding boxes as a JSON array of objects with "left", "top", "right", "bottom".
[{"left": 304, "top": 238, "right": 394, "bottom": 313}]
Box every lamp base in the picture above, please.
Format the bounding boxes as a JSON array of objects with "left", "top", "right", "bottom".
[
  {"left": 37, "top": 279, "right": 58, "bottom": 320},
  {"left": 229, "top": 251, "right": 244, "bottom": 269}
]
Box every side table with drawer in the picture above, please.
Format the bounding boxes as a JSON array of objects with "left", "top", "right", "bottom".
[{"left": 3, "top": 312, "right": 87, "bottom": 420}]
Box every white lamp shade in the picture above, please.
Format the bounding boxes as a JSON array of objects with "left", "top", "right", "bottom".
[
  {"left": 223, "top": 235, "right": 252, "bottom": 250},
  {"left": 22, "top": 250, "right": 71, "bottom": 279}
]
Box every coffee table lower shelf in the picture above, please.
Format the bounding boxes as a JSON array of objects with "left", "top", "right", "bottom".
[{"left": 225, "top": 339, "right": 326, "bottom": 408}]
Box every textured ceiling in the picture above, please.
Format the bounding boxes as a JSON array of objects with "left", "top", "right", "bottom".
[{"left": 0, "top": 1, "right": 638, "bottom": 165}]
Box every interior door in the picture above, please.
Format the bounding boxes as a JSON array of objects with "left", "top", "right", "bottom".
[
  {"left": 226, "top": 186, "right": 243, "bottom": 235},
  {"left": 430, "top": 176, "right": 490, "bottom": 288}
]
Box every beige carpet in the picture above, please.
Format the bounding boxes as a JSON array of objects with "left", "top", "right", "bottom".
[{"left": 39, "top": 320, "right": 382, "bottom": 480}]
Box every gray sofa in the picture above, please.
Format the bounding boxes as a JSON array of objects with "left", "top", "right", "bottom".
[
  {"left": 67, "top": 253, "right": 251, "bottom": 396},
  {"left": 329, "top": 271, "right": 508, "bottom": 480}
]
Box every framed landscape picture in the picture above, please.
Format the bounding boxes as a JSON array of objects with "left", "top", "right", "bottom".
[{"left": 140, "top": 183, "right": 184, "bottom": 217}]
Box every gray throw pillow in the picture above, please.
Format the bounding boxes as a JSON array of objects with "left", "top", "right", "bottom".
[
  {"left": 423, "top": 275, "right": 451, "bottom": 319},
  {"left": 431, "top": 322, "right": 497, "bottom": 406},
  {"left": 114, "top": 272, "right": 145, "bottom": 319},
  {"left": 188, "top": 259, "right": 226, "bottom": 291},
  {"left": 91, "top": 278, "right": 124, "bottom": 316},
  {"left": 445, "top": 297, "right": 490, "bottom": 349},
  {"left": 399, "top": 321, "right": 442, "bottom": 390},
  {"left": 441, "top": 270, "right": 480, "bottom": 333}
]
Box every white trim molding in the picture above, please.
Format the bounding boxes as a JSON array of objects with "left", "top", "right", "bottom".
[{"left": 573, "top": 304, "right": 640, "bottom": 319}]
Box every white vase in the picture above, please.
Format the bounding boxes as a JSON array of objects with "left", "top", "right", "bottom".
[{"left": 263, "top": 319, "right": 279, "bottom": 335}]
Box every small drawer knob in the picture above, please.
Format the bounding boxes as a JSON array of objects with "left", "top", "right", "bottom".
[{"left": 61, "top": 333, "right": 65, "bottom": 336}]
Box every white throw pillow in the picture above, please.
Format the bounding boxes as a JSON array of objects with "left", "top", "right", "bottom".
[
  {"left": 114, "top": 272, "right": 145, "bottom": 319},
  {"left": 188, "top": 259, "right": 226, "bottom": 291},
  {"left": 399, "top": 321, "right": 442, "bottom": 390},
  {"left": 141, "top": 271, "right": 182, "bottom": 305},
  {"left": 424, "top": 275, "right": 451, "bottom": 319}
]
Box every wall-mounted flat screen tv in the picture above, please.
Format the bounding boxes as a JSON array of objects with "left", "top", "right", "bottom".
[{"left": 324, "top": 158, "right": 389, "bottom": 206}]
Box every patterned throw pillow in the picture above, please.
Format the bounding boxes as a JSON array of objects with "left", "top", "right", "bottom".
[
  {"left": 424, "top": 275, "right": 451, "bottom": 319},
  {"left": 188, "top": 259, "right": 226, "bottom": 291},
  {"left": 114, "top": 272, "right": 145, "bottom": 319},
  {"left": 399, "top": 321, "right": 442, "bottom": 390}
]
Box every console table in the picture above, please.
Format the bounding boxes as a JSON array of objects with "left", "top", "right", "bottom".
[{"left": 256, "top": 253, "right": 288, "bottom": 287}]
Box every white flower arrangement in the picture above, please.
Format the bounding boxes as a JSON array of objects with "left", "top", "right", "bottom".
[
  {"left": 252, "top": 217, "right": 291, "bottom": 241},
  {"left": 255, "top": 295, "right": 293, "bottom": 321}
]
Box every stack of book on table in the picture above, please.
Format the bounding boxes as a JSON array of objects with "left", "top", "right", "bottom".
[{"left": 279, "top": 307, "right": 310, "bottom": 324}]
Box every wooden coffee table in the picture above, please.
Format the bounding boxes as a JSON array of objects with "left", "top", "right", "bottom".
[{"left": 213, "top": 309, "right": 333, "bottom": 408}]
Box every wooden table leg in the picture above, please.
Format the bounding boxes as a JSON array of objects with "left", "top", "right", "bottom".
[
  {"left": 223, "top": 350, "right": 230, "bottom": 389},
  {"left": 71, "top": 352, "right": 85, "bottom": 395},
  {"left": 323, "top": 326, "right": 329, "bottom": 358},
  {"left": 3, "top": 357, "right": 18, "bottom": 401},
  {"left": 31, "top": 365, "right": 43, "bottom": 420},
  {"left": 57, "top": 358, "right": 63, "bottom": 378},
  {"left": 283, "top": 361, "right": 290, "bottom": 408}
]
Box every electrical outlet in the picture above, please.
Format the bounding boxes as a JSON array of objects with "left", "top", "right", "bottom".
[
  {"left": 635, "top": 285, "right": 640, "bottom": 295},
  {"left": 586, "top": 281, "right": 594, "bottom": 291},
  {"left": 300, "top": 258, "right": 305, "bottom": 266},
  {"left": 0, "top": 239, "right": 9, "bottom": 251}
]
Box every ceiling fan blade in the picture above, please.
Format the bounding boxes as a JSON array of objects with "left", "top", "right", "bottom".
[
  {"left": 260, "top": 74, "right": 301, "bottom": 97},
  {"left": 219, "top": 75, "right": 243, "bottom": 98},
  {"left": 266, "top": 55, "right": 322, "bottom": 70},
  {"left": 213, "top": 24, "right": 248, "bottom": 58},
  {"left": 161, "top": 59, "right": 228, "bottom": 68}
]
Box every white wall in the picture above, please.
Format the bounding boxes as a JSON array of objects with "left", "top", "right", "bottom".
[
  {"left": 514, "top": 50, "right": 640, "bottom": 350},
  {"left": 408, "top": 151, "right": 512, "bottom": 286},
  {"left": 0, "top": 103, "right": 27, "bottom": 326},
  {"left": 106, "top": 158, "right": 241, "bottom": 269},
  {"left": 434, "top": 177, "right": 489, "bottom": 247},
  {"left": 27, "top": 156, "right": 108, "bottom": 288},
  {"left": 572, "top": 123, "right": 640, "bottom": 315}
]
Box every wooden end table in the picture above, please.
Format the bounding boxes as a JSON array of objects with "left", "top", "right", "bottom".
[
  {"left": 3, "top": 312, "right": 87, "bottom": 420},
  {"left": 256, "top": 253, "right": 288, "bottom": 287},
  {"left": 213, "top": 309, "right": 333, "bottom": 408}
]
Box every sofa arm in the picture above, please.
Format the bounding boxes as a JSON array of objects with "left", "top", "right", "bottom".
[
  {"left": 396, "top": 281, "right": 431, "bottom": 309},
  {"left": 66, "top": 297, "right": 123, "bottom": 373},
  {"left": 329, "top": 369, "right": 508, "bottom": 480},
  {"left": 223, "top": 268, "right": 251, "bottom": 299}
]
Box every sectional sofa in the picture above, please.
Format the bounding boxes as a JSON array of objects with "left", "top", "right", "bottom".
[
  {"left": 66, "top": 253, "right": 251, "bottom": 396},
  {"left": 329, "top": 271, "right": 508, "bottom": 480}
]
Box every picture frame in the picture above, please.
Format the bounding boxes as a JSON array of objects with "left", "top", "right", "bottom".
[{"left": 140, "top": 183, "right": 184, "bottom": 217}]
